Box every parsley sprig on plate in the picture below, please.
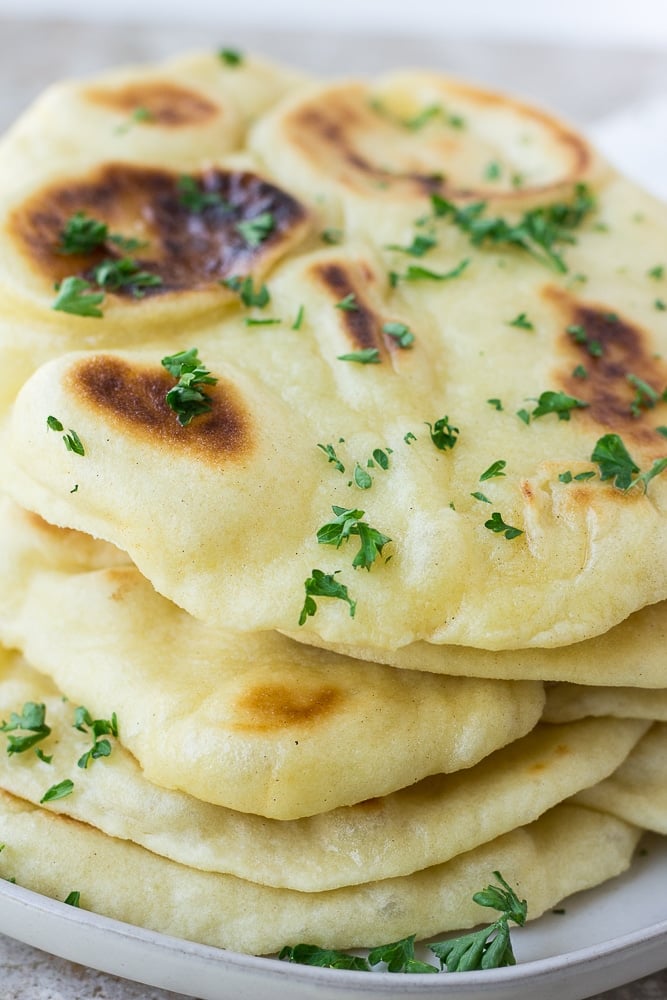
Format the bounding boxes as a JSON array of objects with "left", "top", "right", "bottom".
[{"left": 280, "top": 871, "right": 527, "bottom": 973}]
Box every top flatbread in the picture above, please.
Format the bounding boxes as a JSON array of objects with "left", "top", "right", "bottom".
[{"left": 2, "top": 57, "right": 667, "bottom": 651}]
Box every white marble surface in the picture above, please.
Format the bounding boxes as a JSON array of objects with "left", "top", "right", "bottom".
[{"left": 0, "top": 15, "right": 666, "bottom": 1000}]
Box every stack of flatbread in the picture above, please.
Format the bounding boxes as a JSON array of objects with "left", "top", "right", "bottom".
[{"left": 0, "top": 47, "right": 665, "bottom": 961}]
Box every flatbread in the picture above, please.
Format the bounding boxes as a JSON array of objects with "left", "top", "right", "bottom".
[
  {"left": 283, "top": 598, "right": 667, "bottom": 687},
  {"left": 0, "top": 644, "right": 645, "bottom": 890},
  {"left": 543, "top": 683, "right": 667, "bottom": 722},
  {"left": 0, "top": 792, "right": 641, "bottom": 955},
  {"left": 574, "top": 723, "right": 667, "bottom": 835},
  {"left": 0, "top": 499, "right": 544, "bottom": 819},
  {"left": 2, "top": 59, "right": 667, "bottom": 651}
]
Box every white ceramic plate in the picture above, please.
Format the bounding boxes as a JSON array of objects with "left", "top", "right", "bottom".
[{"left": 0, "top": 832, "right": 665, "bottom": 1000}]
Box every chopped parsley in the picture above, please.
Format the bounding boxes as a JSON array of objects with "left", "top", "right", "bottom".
[
  {"left": 236, "top": 211, "right": 274, "bottom": 247},
  {"left": 432, "top": 184, "right": 595, "bottom": 273},
  {"left": 0, "top": 702, "right": 50, "bottom": 755},
  {"left": 648, "top": 265, "right": 665, "bottom": 280},
  {"left": 292, "top": 305, "right": 305, "bottom": 330},
  {"left": 321, "top": 228, "right": 343, "bottom": 245},
  {"left": 218, "top": 47, "right": 244, "bottom": 66},
  {"left": 567, "top": 324, "right": 603, "bottom": 357},
  {"left": 485, "top": 512, "right": 523, "bottom": 540},
  {"left": 655, "top": 299, "right": 666, "bottom": 311},
  {"left": 316, "top": 506, "right": 391, "bottom": 570},
  {"left": 371, "top": 448, "right": 391, "bottom": 470},
  {"left": 471, "top": 491, "right": 491, "bottom": 503},
  {"left": 426, "top": 415, "right": 459, "bottom": 451},
  {"left": 487, "top": 398, "right": 503, "bottom": 411},
  {"left": 335, "top": 293, "right": 358, "bottom": 311},
  {"left": 161, "top": 348, "right": 218, "bottom": 426},
  {"left": 591, "top": 433, "right": 667, "bottom": 493},
  {"left": 572, "top": 364, "right": 588, "bottom": 379},
  {"left": 53, "top": 276, "right": 104, "bottom": 318},
  {"left": 178, "top": 175, "right": 231, "bottom": 213},
  {"left": 337, "top": 348, "right": 381, "bottom": 364},
  {"left": 244, "top": 317, "right": 282, "bottom": 326},
  {"left": 115, "top": 106, "right": 154, "bottom": 134},
  {"left": 480, "top": 460, "right": 506, "bottom": 481},
  {"left": 317, "top": 443, "right": 345, "bottom": 474},
  {"left": 222, "top": 275, "right": 270, "bottom": 308},
  {"left": 40, "top": 779, "right": 74, "bottom": 804},
  {"left": 382, "top": 321, "right": 415, "bottom": 348},
  {"left": 298, "top": 570, "right": 356, "bottom": 625},
  {"left": 56, "top": 212, "right": 146, "bottom": 255},
  {"left": 93, "top": 257, "right": 162, "bottom": 297},
  {"left": 484, "top": 161, "right": 502, "bottom": 181},
  {"left": 627, "top": 373, "right": 665, "bottom": 417},
  {"left": 281, "top": 870, "right": 526, "bottom": 973},
  {"left": 508, "top": 312, "right": 534, "bottom": 330},
  {"left": 559, "top": 470, "right": 596, "bottom": 483},
  {"left": 64, "top": 891, "right": 81, "bottom": 907},
  {"left": 46, "top": 416, "right": 85, "bottom": 456},
  {"left": 385, "top": 233, "right": 437, "bottom": 257},
  {"left": 74, "top": 706, "right": 118, "bottom": 770},
  {"left": 530, "top": 390, "right": 589, "bottom": 422},
  {"left": 353, "top": 464, "right": 373, "bottom": 490},
  {"left": 404, "top": 431, "right": 417, "bottom": 444},
  {"left": 392, "top": 259, "right": 469, "bottom": 284}
]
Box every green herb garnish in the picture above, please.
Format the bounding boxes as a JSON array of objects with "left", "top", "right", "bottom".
[
  {"left": 396, "top": 259, "right": 469, "bottom": 284},
  {"left": 218, "top": 47, "right": 244, "bottom": 66},
  {"left": 487, "top": 398, "right": 503, "bottom": 411},
  {"left": 280, "top": 870, "right": 526, "bottom": 974},
  {"left": 572, "top": 364, "right": 588, "bottom": 379},
  {"left": 74, "top": 707, "right": 119, "bottom": 770},
  {"left": 178, "top": 175, "right": 231, "bottom": 213},
  {"left": 0, "top": 702, "right": 50, "bottom": 756},
  {"left": 298, "top": 570, "right": 356, "bottom": 626},
  {"left": 385, "top": 233, "right": 437, "bottom": 257},
  {"left": 56, "top": 212, "right": 146, "bottom": 255},
  {"left": 471, "top": 491, "right": 491, "bottom": 503},
  {"left": 382, "top": 321, "right": 415, "bottom": 347},
  {"left": 316, "top": 506, "right": 391, "bottom": 571},
  {"left": 244, "top": 317, "right": 282, "bottom": 326},
  {"left": 627, "top": 373, "right": 664, "bottom": 417},
  {"left": 222, "top": 275, "right": 270, "bottom": 308},
  {"left": 567, "top": 324, "right": 603, "bottom": 357},
  {"left": 64, "top": 891, "right": 81, "bottom": 907},
  {"left": 161, "top": 348, "right": 218, "bottom": 426},
  {"left": 115, "top": 106, "right": 154, "bottom": 134},
  {"left": 648, "top": 265, "right": 664, "bottom": 280},
  {"left": 236, "top": 211, "right": 274, "bottom": 247},
  {"left": 47, "top": 416, "right": 85, "bottom": 456},
  {"left": 530, "top": 390, "right": 589, "bottom": 421},
  {"left": 426, "top": 415, "right": 459, "bottom": 451},
  {"left": 317, "top": 443, "right": 345, "bottom": 474},
  {"left": 40, "top": 779, "right": 74, "bottom": 804},
  {"left": 508, "top": 312, "right": 533, "bottom": 330},
  {"left": 321, "top": 228, "right": 343, "bottom": 245},
  {"left": 53, "top": 276, "right": 104, "bottom": 318},
  {"left": 335, "top": 293, "right": 358, "bottom": 311},
  {"left": 93, "top": 257, "right": 162, "bottom": 297},
  {"left": 485, "top": 512, "right": 523, "bottom": 540},
  {"left": 480, "top": 460, "right": 506, "bottom": 481},
  {"left": 337, "top": 348, "right": 381, "bottom": 364},
  {"left": 353, "top": 464, "right": 373, "bottom": 489},
  {"left": 432, "top": 184, "right": 595, "bottom": 273}
]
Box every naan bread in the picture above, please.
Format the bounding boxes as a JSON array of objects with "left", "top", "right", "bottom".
[
  {"left": 0, "top": 500, "right": 543, "bottom": 819},
  {"left": 543, "top": 683, "right": 667, "bottom": 722},
  {"left": 0, "top": 644, "right": 645, "bottom": 890},
  {"left": 2, "top": 58, "right": 667, "bottom": 651},
  {"left": 574, "top": 723, "right": 667, "bottom": 835},
  {"left": 0, "top": 792, "right": 641, "bottom": 955}
]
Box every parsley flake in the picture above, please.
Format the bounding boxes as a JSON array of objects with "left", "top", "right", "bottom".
[
  {"left": 93, "top": 257, "right": 162, "bottom": 298},
  {"left": 471, "top": 491, "right": 491, "bottom": 503},
  {"left": 0, "top": 702, "right": 51, "bottom": 756},
  {"left": 178, "top": 175, "right": 231, "bottom": 214},
  {"left": 385, "top": 233, "right": 437, "bottom": 257},
  {"left": 56, "top": 212, "right": 108, "bottom": 255},
  {"left": 298, "top": 570, "right": 356, "bottom": 626},
  {"left": 648, "top": 265, "right": 665, "bottom": 280},
  {"left": 40, "top": 779, "right": 74, "bottom": 804},
  {"left": 316, "top": 506, "right": 391, "bottom": 570},
  {"left": 508, "top": 312, "right": 534, "bottom": 330},
  {"left": 487, "top": 398, "right": 503, "bottom": 411},
  {"left": 337, "top": 348, "right": 380, "bottom": 364},
  {"left": 485, "top": 512, "right": 523, "bottom": 540},
  {"left": 572, "top": 364, "right": 588, "bottom": 379},
  {"left": 432, "top": 184, "right": 595, "bottom": 273},
  {"left": 317, "top": 443, "right": 345, "bottom": 474},
  {"left": 74, "top": 706, "right": 118, "bottom": 770},
  {"left": 382, "top": 321, "right": 415, "bottom": 348},
  {"left": 426, "top": 416, "right": 459, "bottom": 451},
  {"left": 321, "top": 228, "right": 343, "bottom": 245},
  {"left": 53, "top": 276, "right": 104, "bottom": 318},
  {"left": 218, "top": 47, "right": 244, "bottom": 66},
  {"left": 655, "top": 299, "right": 666, "bottom": 311},
  {"left": 47, "top": 416, "right": 85, "bottom": 456},
  {"left": 567, "top": 324, "right": 603, "bottom": 357},
  {"left": 335, "top": 293, "right": 358, "bottom": 311},
  {"left": 161, "top": 348, "right": 218, "bottom": 426},
  {"left": 353, "top": 464, "right": 373, "bottom": 489},
  {"left": 480, "top": 460, "right": 506, "bottom": 481},
  {"left": 64, "top": 891, "right": 81, "bottom": 907},
  {"left": 235, "top": 212, "right": 274, "bottom": 247},
  {"left": 222, "top": 275, "right": 270, "bottom": 308},
  {"left": 530, "top": 390, "right": 589, "bottom": 421},
  {"left": 395, "top": 259, "right": 469, "bottom": 284}
]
